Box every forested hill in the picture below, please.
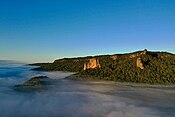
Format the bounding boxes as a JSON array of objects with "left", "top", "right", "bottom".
[{"left": 31, "top": 49, "right": 175, "bottom": 84}]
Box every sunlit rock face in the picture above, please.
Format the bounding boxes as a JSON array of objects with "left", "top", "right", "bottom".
[
  {"left": 130, "top": 49, "right": 148, "bottom": 58},
  {"left": 110, "top": 55, "right": 118, "bottom": 60},
  {"left": 84, "top": 58, "right": 101, "bottom": 70},
  {"left": 136, "top": 57, "right": 144, "bottom": 69}
]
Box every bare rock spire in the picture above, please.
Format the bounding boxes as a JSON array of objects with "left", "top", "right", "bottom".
[{"left": 136, "top": 57, "right": 144, "bottom": 69}]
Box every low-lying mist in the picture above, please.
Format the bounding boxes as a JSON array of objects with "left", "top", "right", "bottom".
[{"left": 0, "top": 62, "right": 175, "bottom": 117}]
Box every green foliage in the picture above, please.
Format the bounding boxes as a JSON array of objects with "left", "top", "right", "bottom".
[
  {"left": 33, "top": 51, "right": 175, "bottom": 84},
  {"left": 34, "top": 58, "right": 88, "bottom": 72},
  {"left": 80, "top": 53, "right": 175, "bottom": 84},
  {"left": 15, "top": 76, "right": 49, "bottom": 88}
]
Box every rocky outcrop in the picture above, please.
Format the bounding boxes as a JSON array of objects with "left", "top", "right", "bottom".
[
  {"left": 130, "top": 49, "right": 148, "bottom": 58},
  {"left": 142, "top": 49, "right": 148, "bottom": 55},
  {"left": 136, "top": 57, "right": 144, "bottom": 69},
  {"left": 73, "top": 59, "right": 79, "bottom": 62},
  {"left": 110, "top": 55, "right": 118, "bottom": 60},
  {"left": 84, "top": 58, "right": 101, "bottom": 70}
]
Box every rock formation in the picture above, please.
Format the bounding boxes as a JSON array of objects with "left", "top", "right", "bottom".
[
  {"left": 136, "top": 57, "right": 144, "bottom": 69},
  {"left": 83, "top": 58, "right": 101, "bottom": 70},
  {"left": 130, "top": 49, "right": 148, "bottom": 58},
  {"left": 142, "top": 49, "right": 148, "bottom": 55},
  {"left": 110, "top": 55, "right": 118, "bottom": 60},
  {"left": 73, "top": 59, "right": 79, "bottom": 62}
]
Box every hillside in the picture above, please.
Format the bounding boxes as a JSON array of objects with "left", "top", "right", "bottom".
[{"left": 32, "top": 49, "right": 175, "bottom": 84}]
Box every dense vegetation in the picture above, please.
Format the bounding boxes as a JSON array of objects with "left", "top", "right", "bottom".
[
  {"left": 33, "top": 58, "right": 88, "bottom": 72},
  {"left": 32, "top": 50, "right": 175, "bottom": 84},
  {"left": 15, "top": 76, "right": 49, "bottom": 88}
]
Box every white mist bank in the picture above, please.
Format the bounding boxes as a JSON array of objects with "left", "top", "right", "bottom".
[
  {"left": 41, "top": 71, "right": 75, "bottom": 79},
  {"left": 1, "top": 78, "right": 175, "bottom": 117},
  {"left": 0, "top": 63, "right": 175, "bottom": 117}
]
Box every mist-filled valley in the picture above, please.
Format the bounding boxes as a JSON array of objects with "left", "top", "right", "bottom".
[{"left": 0, "top": 61, "right": 175, "bottom": 117}]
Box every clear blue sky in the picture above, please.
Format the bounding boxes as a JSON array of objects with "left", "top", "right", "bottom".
[{"left": 0, "top": 0, "right": 175, "bottom": 62}]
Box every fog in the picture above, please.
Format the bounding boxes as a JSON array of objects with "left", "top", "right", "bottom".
[{"left": 0, "top": 63, "right": 175, "bottom": 117}]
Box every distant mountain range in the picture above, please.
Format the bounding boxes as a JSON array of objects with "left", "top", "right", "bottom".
[{"left": 30, "top": 49, "right": 175, "bottom": 84}]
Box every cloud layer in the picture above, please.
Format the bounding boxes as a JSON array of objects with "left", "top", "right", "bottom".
[{"left": 0, "top": 63, "right": 175, "bottom": 117}]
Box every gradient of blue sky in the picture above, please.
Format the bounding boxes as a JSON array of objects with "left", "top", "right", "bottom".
[{"left": 0, "top": 0, "right": 175, "bottom": 62}]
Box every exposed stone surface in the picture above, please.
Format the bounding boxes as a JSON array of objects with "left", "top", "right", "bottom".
[
  {"left": 110, "top": 55, "right": 118, "bottom": 60},
  {"left": 73, "top": 59, "right": 79, "bottom": 62},
  {"left": 130, "top": 49, "right": 148, "bottom": 58},
  {"left": 136, "top": 57, "right": 144, "bottom": 69},
  {"left": 83, "top": 63, "right": 87, "bottom": 70},
  {"left": 142, "top": 49, "right": 148, "bottom": 55},
  {"left": 84, "top": 58, "right": 101, "bottom": 70}
]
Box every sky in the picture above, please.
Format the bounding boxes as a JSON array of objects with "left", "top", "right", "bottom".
[{"left": 0, "top": 0, "right": 175, "bottom": 63}]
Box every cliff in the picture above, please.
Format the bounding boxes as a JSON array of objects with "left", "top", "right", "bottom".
[
  {"left": 136, "top": 57, "right": 144, "bottom": 69},
  {"left": 32, "top": 49, "right": 175, "bottom": 84},
  {"left": 84, "top": 58, "right": 101, "bottom": 70}
]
